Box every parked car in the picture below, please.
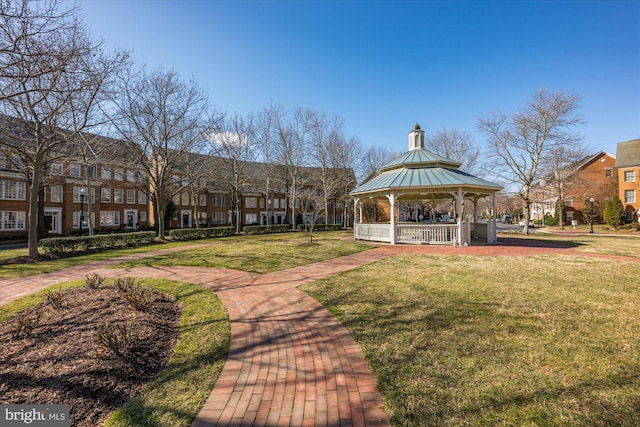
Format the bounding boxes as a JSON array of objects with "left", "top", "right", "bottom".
[
  {"left": 518, "top": 219, "right": 534, "bottom": 227},
  {"left": 501, "top": 214, "right": 512, "bottom": 224}
]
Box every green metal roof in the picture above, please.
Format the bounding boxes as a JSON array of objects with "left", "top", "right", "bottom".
[
  {"left": 351, "top": 166, "right": 502, "bottom": 195},
  {"left": 380, "top": 148, "right": 461, "bottom": 171}
]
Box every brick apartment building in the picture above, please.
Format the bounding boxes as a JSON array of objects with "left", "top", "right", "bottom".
[{"left": 616, "top": 139, "right": 640, "bottom": 222}]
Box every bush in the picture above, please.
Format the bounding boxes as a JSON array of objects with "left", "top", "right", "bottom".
[
  {"left": 603, "top": 197, "right": 625, "bottom": 228},
  {"left": 242, "top": 224, "right": 291, "bottom": 234},
  {"left": 85, "top": 273, "right": 106, "bottom": 289},
  {"left": 11, "top": 308, "right": 43, "bottom": 340},
  {"left": 46, "top": 290, "right": 65, "bottom": 310},
  {"left": 97, "top": 322, "right": 140, "bottom": 368},
  {"left": 168, "top": 226, "right": 235, "bottom": 241},
  {"left": 123, "top": 285, "right": 154, "bottom": 312},
  {"left": 40, "top": 231, "right": 156, "bottom": 254},
  {"left": 296, "top": 223, "right": 343, "bottom": 232},
  {"left": 114, "top": 277, "right": 137, "bottom": 293}
]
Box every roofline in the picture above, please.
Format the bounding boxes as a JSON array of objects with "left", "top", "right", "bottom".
[{"left": 350, "top": 184, "right": 503, "bottom": 197}]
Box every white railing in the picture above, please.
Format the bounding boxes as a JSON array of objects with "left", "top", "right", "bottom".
[
  {"left": 354, "top": 223, "right": 391, "bottom": 243},
  {"left": 396, "top": 223, "right": 460, "bottom": 245},
  {"left": 355, "top": 222, "right": 473, "bottom": 246}
]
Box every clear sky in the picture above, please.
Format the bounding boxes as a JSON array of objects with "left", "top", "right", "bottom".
[{"left": 70, "top": 0, "right": 639, "bottom": 157}]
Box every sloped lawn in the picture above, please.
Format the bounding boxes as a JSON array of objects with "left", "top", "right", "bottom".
[{"left": 303, "top": 254, "right": 640, "bottom": 426}]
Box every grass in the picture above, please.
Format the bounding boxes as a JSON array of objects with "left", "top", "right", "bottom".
[
  {"left": 0, "top": 240, "right": 211, "bottom": 279},
  {"left": 505, "top": 232, "right": 640, "bottom": 258},
  {"left": 0, "top": 277, "right": 229, "bottom": 427},
  {"left": 112, "top": 231, "right": 372, "bottom": 273},
  {"left": 302, "top": 254, "right": 640, "bottom": 426}
]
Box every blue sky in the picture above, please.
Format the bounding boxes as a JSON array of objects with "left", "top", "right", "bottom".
[{"left": 71, "top": 0, "right": 639, "bottom": 157}]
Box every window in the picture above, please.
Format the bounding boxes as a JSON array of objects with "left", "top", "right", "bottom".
[
  {"left": 126, "top": 170, "right": 135, "bottom": 183},
  {"left": 140, "top": 211, "right": 147, "bottom": 222},
  {"left": 260, "top": 198, "right": 265, "bottom": 209},
  {"left": 51, "top": 185, "right": 63, "bottom": 203},
  {"left": 198, "top": 212, "right": 207, "bottom": 223},
  {"left": 114, "top": 169, "right": 124, "bottom": 181},
  {"left": 70, "top": 163, "right": 81, "bottom": 178},
  {"left": 245, "top": 213, "right": 257, "bottom": 224},
  {"left": 51, "top": 162, "right": 63, "bottom": 176},
  {"left": 624, "top": 170, "right": 635, "bottom": 182},
  {"left": 605, "top": 167, "right": 613, "bottom": 177},
  {"left": 0, "top": 152, "right": 5, "bottom": 169},
  {"left": 625, "top": 190, "right": 636, "bottom": 204},
  {"left": 126, "top": 189, "right": 135, "bottom": 204},
  {"left": 101, "top": 188, "right": 111, "bottom": 203},
  {"left": 138, "top": 191, "right": 146, "bottom": 205},
  {"left": 172, "top": 193, "right": 180, "bottom": 205},
  {"left": 72, "top": 212, "right": 93, "bottom": 229},
  {"left": 245, "top": 197, "right": 257, "bottom": 208},
  {"left": 566, "top": 198, "right": 573, "bottom": 208},
  {"left": 213, "top": 194, "right": 225, "bottom": 206},
  {"left": 199, "top": 194, "right": 207, "bottom": 207},
  {"left": 101, "top": 167, "right": 112, "bottom": 180},
  {"left": 114, "top": 189, "right": 123, "bottom": 203},
  {"left": 100, "top": 211, "right": 120, "bottom": 226},
  {"left": 181, "top": 192, "right": 189, "bottom": 206},
  {"left": 212, "top": 211, "right": 225, "bottom": 224},
  {"left": 87, "top": 165, "right": 96, "bottom": 179},
  {"left": 1, "top": 181, "right": 26, "bottom": 200},
  {"left": 1, "top": 211, "right": 26, "bottom": 230}
]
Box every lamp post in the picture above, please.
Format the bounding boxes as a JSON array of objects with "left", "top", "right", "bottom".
[
  {"left": 589, "top": 197, "right": 595, "bottom": 234},
  {"left": 79, "top": 187, "right": 85, "bottom": 236}
]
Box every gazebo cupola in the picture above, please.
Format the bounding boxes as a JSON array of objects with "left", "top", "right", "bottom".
[{"left": 409, "top": 123, "right": 425, "bottom": 150}]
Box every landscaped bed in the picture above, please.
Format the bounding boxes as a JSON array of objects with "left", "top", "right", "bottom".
[{"left": 0, "top": 278, "right": 229, "bottom": 427}]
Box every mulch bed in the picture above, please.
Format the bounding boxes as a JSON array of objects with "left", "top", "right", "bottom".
[{"left": 0, "top": 284, "right": 182, "bottom": 426}]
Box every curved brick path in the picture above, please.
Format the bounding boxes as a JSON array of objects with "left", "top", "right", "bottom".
[{"left": 1, "top": 238, "right": 639, "bottom": 426}]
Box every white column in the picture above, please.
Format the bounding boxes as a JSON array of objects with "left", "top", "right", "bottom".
[
  {"left": 386, "top": 193, "right": 396, "bottom": 245},
  {"left": 491, "top": 194, "right": 498, "bottom": 244},
  {"left": 456, "top": 188, "right": 464, "bottom": 246},
  {"left": 472, "top": 196, "right": 479, "bottom": 239},
  {"left": 353, "top": 198, "right": 359, "bottom": 240}
]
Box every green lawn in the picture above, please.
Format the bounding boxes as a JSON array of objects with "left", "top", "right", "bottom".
[
  {"left": 302, "top": 254, "right": 640, "bottom": 426},
  {"left": 505, "top": 232, "right": 640, "bottom": 258},
  {"left": 112, "top": 231, "right": 372, "bottom": 273}
]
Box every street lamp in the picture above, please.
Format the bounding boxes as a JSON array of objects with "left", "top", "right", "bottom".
[
  {"left": 79, "top": 187, "right": 85, "bottom": 236},
  {"left": 589, "top": 197, "right": 595, "bottom": 234}
]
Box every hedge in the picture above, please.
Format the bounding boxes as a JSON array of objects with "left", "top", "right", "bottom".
[
  {"left": 168, "top": 226, "right": 235, "bottom": 241},
  {"left": 296, "top": 223, "right": 344, "bottom": 232},
  {"left": 40, "top": 231, "right": 156, "bottom": 254},
  {"left": 242, "top": 224, "right": 291, "bottom": 234}
]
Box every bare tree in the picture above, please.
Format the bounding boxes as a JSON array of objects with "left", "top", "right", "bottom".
[
  {"left": 272, "top": 106, "right": 312, "bottom": 230},
  {"left": 425, "top": 128, "right": 482, "bottom": 175},
  {"left": 541, "top": 145, "right": 588, "bottom": 229},
  {"left": 359, "top": 146, "right": 398, "bottom": 182},
  {"left": 298, "top": 185, "right": 325, "bottom": 243},
  {"left": 478, "top": 89, "right": 584, "bottom": 234},
  {"left": 256, "top": 105, "right": 283, "bottom": 226},
  {"left": 109, "top": 66, "right": 218, "bottom": 239},
  {"left": 0, "top": 0, "right": 126, "bottom": 256},
  {"left": 209, "top": 112, "right": 258, "bottom": 233}
]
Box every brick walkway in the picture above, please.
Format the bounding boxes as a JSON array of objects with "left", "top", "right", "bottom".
[{"left": 1, "top": 238, "right": 638, "bottom": 426}]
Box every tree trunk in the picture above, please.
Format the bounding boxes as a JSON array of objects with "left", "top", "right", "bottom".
[{"left": 28, "top": 170, "right": 42, "bottom": 257}]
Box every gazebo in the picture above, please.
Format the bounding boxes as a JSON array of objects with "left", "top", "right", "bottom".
[{"left": 351, "top": 124, "right": 502, "bottom": 246}]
